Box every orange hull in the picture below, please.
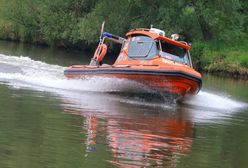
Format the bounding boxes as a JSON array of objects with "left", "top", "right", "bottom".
[{"left": 64, "top": 65, "right": 202, "bottom": 98}]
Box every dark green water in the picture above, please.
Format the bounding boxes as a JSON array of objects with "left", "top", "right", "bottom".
[{"left": 0, "top": 41, "right": 248, "bottom": 168}]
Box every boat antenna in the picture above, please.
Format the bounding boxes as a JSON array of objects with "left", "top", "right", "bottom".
[
  {"left": 100, "top": 21, "right": 105, "bottom": 39},
  {"left": 150, "top": 24, "right": 153, "bottom": 29}
]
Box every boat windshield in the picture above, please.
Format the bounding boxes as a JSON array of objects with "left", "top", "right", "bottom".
[
  {"left": 128, "top": 36, "right": 158, "bottom": 59},
  {"left": 160, "top": 41, "right": 190, "bottom": 65}
]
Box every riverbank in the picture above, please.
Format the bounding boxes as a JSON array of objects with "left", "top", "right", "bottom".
[
  {"left": 0, "top": 0, "right": 247, "bottom": 78},
  {"left": 191, "top": 37, "right": 248, "bottom": 78},
  {"left": 0, "top": 37, "right": 248, "bottom": 79}
]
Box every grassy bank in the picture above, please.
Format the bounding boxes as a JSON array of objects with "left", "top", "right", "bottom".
[{"left": 191, "top": 37, "right": 248, "bottom": 78}]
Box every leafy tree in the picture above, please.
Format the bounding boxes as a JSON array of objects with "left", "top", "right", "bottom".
[{"left": 0, "top": 0, "right": 247, "bottom": 46}]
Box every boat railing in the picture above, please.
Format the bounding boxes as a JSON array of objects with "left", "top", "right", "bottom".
[{"left": 102, "top": 32, "right": 126, "bottom": 44}]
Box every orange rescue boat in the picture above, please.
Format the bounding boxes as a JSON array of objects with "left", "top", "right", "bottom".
[{"left": 64, "top": 25, "right": 202, "bottom": 100}]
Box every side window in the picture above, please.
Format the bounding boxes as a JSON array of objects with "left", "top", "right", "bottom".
[{"left": 160, "top": 41, "right": 190, "bottom": 65}]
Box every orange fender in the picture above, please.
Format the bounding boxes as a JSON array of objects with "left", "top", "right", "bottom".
[{"left": 94, "top": 44, "right": 107, "bottom": 62}]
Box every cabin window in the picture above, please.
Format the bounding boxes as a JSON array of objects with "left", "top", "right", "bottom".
[
  {"left": 128, "top": 36, "right": 158, "bottom": 60},
  {"left": 160, "top": 41, "right": 190, "bottom": 65}
]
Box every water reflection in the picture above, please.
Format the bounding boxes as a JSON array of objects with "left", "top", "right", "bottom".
[
  {"left": 106, "top": 117, "right": 193, "bottom": 167},
  {"left": 62, "top": 93, "right": 194, "bottom": 168}
]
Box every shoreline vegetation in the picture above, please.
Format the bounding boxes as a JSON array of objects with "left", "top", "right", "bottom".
[{"left": 0, "top": 0, "right": 247, "bottom": 78}]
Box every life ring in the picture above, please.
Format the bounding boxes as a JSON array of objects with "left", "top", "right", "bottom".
[{"left": 94, "top": 44, "right": 107, "bottom": 62}]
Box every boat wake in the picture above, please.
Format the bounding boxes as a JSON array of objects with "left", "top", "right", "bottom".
[
  {"left": 0, "top": 54, "right": 247, "bottom": 122},
  {"left": 0, "top": 54, "right": 152, "bottom": 93}
]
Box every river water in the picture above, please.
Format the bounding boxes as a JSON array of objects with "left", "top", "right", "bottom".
[{"left": 0, "top": 41, "right": 247, "bottom": 168}]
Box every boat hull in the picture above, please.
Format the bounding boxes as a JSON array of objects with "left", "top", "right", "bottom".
[{"left": 64, "top": 66, "right": 202, "bottom": 98}]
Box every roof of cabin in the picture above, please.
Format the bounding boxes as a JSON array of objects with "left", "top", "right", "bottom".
[{"left": 126, "top": 29, "right": 191, "bottom": 50}]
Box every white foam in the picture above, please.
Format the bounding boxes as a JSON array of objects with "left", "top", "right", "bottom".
[
  {"left": 184, "top": 91, "right": 246, "bottom": 110},
  {"left": 0, "top": 54, "right": 153, "bottom": 93},
  {"left": 181, "top": 91, "right": 247, "bottom": 123}
]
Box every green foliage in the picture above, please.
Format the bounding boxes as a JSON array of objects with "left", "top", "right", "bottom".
[
  {"left": 192, "top": 37, "right": 248, "bottom": 75},
  {"left": 0, "top": 0, "right": 247, "bottom": 46}
]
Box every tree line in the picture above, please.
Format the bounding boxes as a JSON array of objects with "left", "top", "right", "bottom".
[{"left": 0, "top": 0, "right": 247, "bottom": 48}]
